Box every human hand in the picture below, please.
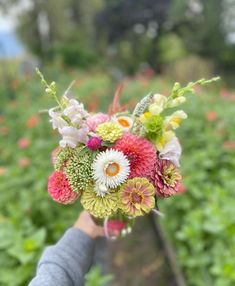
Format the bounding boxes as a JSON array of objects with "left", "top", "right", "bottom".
[{"left": 74, "top": 211, "right": 104, "bottom": 239}]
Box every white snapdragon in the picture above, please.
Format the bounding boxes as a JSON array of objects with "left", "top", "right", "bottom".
[
  {"left": 48, "top": 108, "right": 68, "bottom": 130},
  {"left": 63, "top": 99, "right": 89, "bottom": 125},
  {"left": 167, "top": 96, "right": 186, "bottom": 108},
  {"left": 59, "top": 126, "right": 89, "bottom": 148},
  {"left": 164, "top": 110, "right": 187, "bottom": 129},
  {"left": 159, "top": 137, "right": 182, "bottom": 167},
  {"left": 149, "top": 93, "right": 168, "bottom": 115}
]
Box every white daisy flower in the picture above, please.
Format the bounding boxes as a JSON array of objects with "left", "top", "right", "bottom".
[
  {"left": 92, "top": 149, "right": 130, "bottom": 188},
  {"left": 113, "top": 115, "right": 133, "bottom": 131},
  {"left": 94, "top": 183, "right": 109, "bottom": 197}
]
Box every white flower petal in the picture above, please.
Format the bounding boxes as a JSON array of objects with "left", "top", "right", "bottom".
[{"left": 159, "top": 137, "right": 182, "bottom": 167}]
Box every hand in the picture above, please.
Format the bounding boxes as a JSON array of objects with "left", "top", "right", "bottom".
[{"left": 74, "top": 211, "right": 104, "bottom": 239}]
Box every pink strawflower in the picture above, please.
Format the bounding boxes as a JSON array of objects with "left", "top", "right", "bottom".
[
  {"left": 149, "top": 159, "right": 182, "bottom": 198},
  {"left": 86, "top": 137, "right": 102, "bottom": 150},
  {"left": 18, "top": 138, "right": 30, "bottom": 149},
  {"left": 48, "top": 171, "right": 79, "bottom": 204},
  {"left": 86, "top": 113, "right": 109, "bottom": 132},
  {"left": 113, "top": 133, "right": 157, "bottom": 178}
]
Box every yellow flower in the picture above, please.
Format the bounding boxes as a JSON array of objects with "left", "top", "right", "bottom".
[
  {"left": 156, "top": 130, "right": 175, "bottom": 151},
  {"left": 96, "top": 122, "right": 122, "bottom": 143},
  {"left": 164, "top": 110, "right": 187, "bottom": 130}
]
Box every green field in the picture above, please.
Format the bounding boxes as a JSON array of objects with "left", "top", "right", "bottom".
[{"left": 0, "top": 67, "right": 235, "bottom": 286}]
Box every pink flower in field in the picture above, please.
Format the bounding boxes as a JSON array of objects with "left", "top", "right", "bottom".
[
  {"left": 18, "top": 157, "right": 30, "bottom": 168},
  {"left": 0, "top": 167, "right": 7, "bottom": 176},
  {"left": 86, "top": 137, "right": 102, "bottom": 150},
  {"left": 27, "top": 114, "right": 40, "bottom": 129},
  {"left": 48, "top": 171, "right": 79, "bottom": 204},
  {"left": 18, "top": 138, "right": 30, "bottom": 149},
  {"left": 220, "top": 88, "right": 229, "bottom": 98},
  {"left": 205, "top": 111, "right": 217, "bottom": 122},
  {"left": 86, "top": 113, "right": 110, "bottom": 132}
]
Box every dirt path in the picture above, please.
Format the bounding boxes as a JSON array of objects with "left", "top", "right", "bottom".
[{"left": 108, "top": 216, "right": 177, "bottom": 286}]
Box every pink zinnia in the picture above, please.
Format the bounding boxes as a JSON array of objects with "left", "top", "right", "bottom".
[
  {"left": 113, "top": 133, "right": 157, "bottom": 178},
  {"left": 18, "top": 138, "right": 30, "bottom": 149},
  {"left": 48, "top": 171, "right": 79, "bottom": 204},
  {"left": 150, "top": 159, "right": 182, "bottom": 198},
  {"left": 86, "top": 113, "right": 109, "bottom": 132},
  {"left": 86, "top": 137, "right": 102, "bottom": 150}
]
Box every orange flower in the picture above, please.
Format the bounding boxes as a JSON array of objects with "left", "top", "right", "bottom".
[
  {"left": 18, "top": 157, "right": 30, "bottom": 168},
  {"left": 18, "top": 138, "right": 30, "bottom": 149},
  {"left": 205, "top": 111, "right": 217, "bottom": 122},
  {"left": 27, "top": 114, "right": 40, "bottom": 128},
  {"left": 0, "top": 167, "right": 7, "bottom": 176}
]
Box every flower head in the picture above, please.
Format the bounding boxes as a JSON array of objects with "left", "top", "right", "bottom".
[
  {"left": 113, "top": 133, "right": 157, "bottom": 178},
  {"left": 81, "top": 186, "right": 119, "bottom": 218},
  {"left": 150, "top": 159, "right": 182, "bottom": 198},
  {"left": 142, "top": 114, "right": 164, "bottom": 142},
  {"left": 86, "top": 113, "right": 110, "bottom": 132},
  {"left": 86, "top": 136, "right": 102, "bottom": 150},
  {"left": 164, "top": 110, "right": 187, "bottom": 130},
  {"left": 119, "top": 177, "right": 155, "bottom": 217},
  {"left": 64, "top": 147, "right": 93, "bottom": 194},
  {"left": 113, "top": 115, "right": 133, "bottom": 131},
  {"left": 159, "top": 137, "right": 182, "bottom": 167},
  {"left": 48, "top": 171, "right": 79, "bottom": 204},
  {"left": 49, "top": 108, "right": 68, "bottom": 130},
  {"left": 59, "top": 126, "right": 88, "bottom": 148},
  {"left": 63, "top": 99, "right": 89, "bottom": 125},
  {"left": 96, "top": 122, "right": 122, "bottom": 143},
  {"left": 92, "top": 149, "right": 130, "bottom": 188},
  {"left": 17, "top": 138, "right": 30, "bottom": 149},
  {"left": 94, "top": 183, "right": 109, "bottom": 197}
]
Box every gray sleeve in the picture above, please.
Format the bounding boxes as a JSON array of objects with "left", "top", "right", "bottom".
[{"left": 29, "top": 228, "right": 95, "bottom": 286}]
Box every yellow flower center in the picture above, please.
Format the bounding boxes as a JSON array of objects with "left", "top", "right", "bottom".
[
  {"left": 104, "top": 162, "right": 120, "bottom": 177},
  {"left": 118, "top": 118, "right": 130, "bottom": 128}
]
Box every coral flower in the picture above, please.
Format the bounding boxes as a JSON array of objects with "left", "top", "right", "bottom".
[
  {"left": 18, "top": 138, "right": 30, "bottom": 149},
  {"left": 205, "top": 111, "right": 217, "bottom": 122},
  {"left": 120, "top": 177, "right": 155, "bottom": 217},
  {"left": 18, "top": 157, "right": 30, "bottom": 168},
  {"left": 150, "top": 159, "right": 182, "bottom": 198},
  {"left": 48, "top": 171, "right": 79, "bottom": 204},
  {"left": 27, "top": 114, "right": 40, "bottom": 129},
  {"left": 113, "top": 133, "right": 157, "bottom": 178}
]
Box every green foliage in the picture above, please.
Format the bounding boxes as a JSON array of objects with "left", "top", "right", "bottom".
[{"left": 85, "top": 266, "right": 113, "bottom": 286}]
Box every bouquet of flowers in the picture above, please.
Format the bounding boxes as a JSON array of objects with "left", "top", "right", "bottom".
[{"left": 37, "top": 69, "right": 218, "bottom": 239}]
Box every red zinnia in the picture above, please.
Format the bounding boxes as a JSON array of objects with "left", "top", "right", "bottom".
[
  {"left": 48, "top": 171, "right": 79, "bottom": 204},
  {"left": 113, "top": 133, "right": 157, "bottom": 178}
]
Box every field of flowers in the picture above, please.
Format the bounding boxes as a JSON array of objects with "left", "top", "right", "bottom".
[{"left": 0, "top": 67, "right": 235, "bottom": 286}]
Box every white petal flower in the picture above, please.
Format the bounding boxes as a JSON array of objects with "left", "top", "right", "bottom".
[
  {"left": 48, "top": 108, "right": 68, "bottom": 130},
  {"left": 113, "top": 115, "right": 133, "bottom": 131},
  {"left": 63, "top": 99, "right": 89, "bottom": 125},
  {"left": 164, "top": 110, "right": 187, "bottom": 129},
  {"left": 94, "top": 183, "right": 109, "bottom": 197},
  {"left": 92, "top": 149, "right": 130, "bottom": 188},
  {"left": 59, "top": 126, "right": 88, "bottom": 148},
  {"left": 159, "top": 137, "right": 182, "bottom": 167}
]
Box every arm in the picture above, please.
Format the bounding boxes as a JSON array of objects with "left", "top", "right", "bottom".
[{"left": 29, "top": 211, "right": 104, "bottom": 286}]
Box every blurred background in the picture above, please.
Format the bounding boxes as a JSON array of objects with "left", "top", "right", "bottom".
[{"left": 0, "top": 0, "right": 235, "bottom": 286}]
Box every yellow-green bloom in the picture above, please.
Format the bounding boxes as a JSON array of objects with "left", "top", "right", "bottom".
[
  {"left": 164, "top": 110, "right": 187, "bottom": 130},
  {"left": 96, "top": 122, "right": 122, "bottom": 143},
  {"left": 81, "top": 186, "right": 119, "bottom": 218},
  {"left": 119, "top": 177, "right": 155, "bottom": 217},
  {"left": 143, "top": 114, "right": 164, "bottom": 143}
]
